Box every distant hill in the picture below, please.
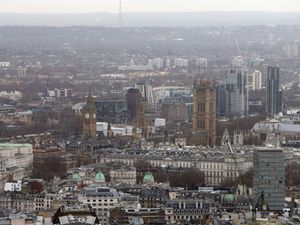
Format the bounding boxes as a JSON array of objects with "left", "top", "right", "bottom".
[{"left": 0, "top": 12, "right": 300, "bottom": 26}]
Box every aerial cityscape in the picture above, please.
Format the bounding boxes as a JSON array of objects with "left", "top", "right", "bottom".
[{"left": 0, "top": 1, "right": 300, "bottom": 225}]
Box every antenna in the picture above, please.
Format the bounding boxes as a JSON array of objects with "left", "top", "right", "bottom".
[
  {"left": 235, "top": 39, "right": 241, "bottom": 56},
  {"left": 118, "top": 0, "right": 122, "bottom": 26}
]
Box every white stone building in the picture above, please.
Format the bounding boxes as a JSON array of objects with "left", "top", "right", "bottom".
[
  {"left": 0, "top": 143, "right": 33, "bottom": 189},
  {"left": 100, "top": 146, "right": 253, "bottom": 186},
  {"left": 78, "top": 186, "right": 121, "bottom": 225}
]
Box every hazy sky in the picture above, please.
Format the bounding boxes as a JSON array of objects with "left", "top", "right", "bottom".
[{"left": 2, "top": 0, "right": 300, "bottom": 13}]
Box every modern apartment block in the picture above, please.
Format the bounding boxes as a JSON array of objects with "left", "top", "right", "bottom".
[{"left": 253, "top": 148, "right": 285, "bottom": 211}]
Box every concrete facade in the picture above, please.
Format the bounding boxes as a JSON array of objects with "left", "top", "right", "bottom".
[{"left": 253, "top": 148, "right": 285, "bottom": 211}]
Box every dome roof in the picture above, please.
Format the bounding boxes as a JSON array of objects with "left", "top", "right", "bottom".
[
  {"left": 223, "top": 194, "right": 235, "bottom": 203},
  {"left": 143, "top": 172, "right": 155, "bottom": 183},
  {"left": 95, "top": 172, "right": 106, "bottom": 183},
  {"left": 72, "top": 171, "right": 82, "bottom": 182}
]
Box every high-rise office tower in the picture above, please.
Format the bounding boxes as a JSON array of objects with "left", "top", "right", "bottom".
[
  {"left": 189, "top": 79, "right": 216, "bottom": 146},
  {"left": 250, "top": 70, "right": 263, "bottom": 90},
  {"left": 135, "top": 80, "right": 154, "bottom": 106},
  {"left": 126, "top": 88, "right": 148, "bottom": 137},
  {"left": 195, "top": 58, "right": 208, "bottom": 74},
  {"left": 126, "top": 88, "right": 142, "bottom": 124},
  {"left": 152, "top": 58, "right": 164, "bottom": 69},
  {"left": 225, "top": 68, "right": 248, "bottom": 118},
  {"left": 17, "top": 67, "right": 27, "bottom": 77},
  {"left": 285, "top": 42, "right": 298, "bottom": 58},
  {"left": 216, "top": 84, "right": 226, "bottom": 119},
  {"left": 166, "top": 59, "right": 171, "bottom": 69},
  {"left": 266, "top": 66, "right": 282, "bottom": 115},
  {"left": 82, "top": 92, "right": 97, "bottom": 137},
  {"left": 253, "top": 148, "right": 285, "bottom": 211}
]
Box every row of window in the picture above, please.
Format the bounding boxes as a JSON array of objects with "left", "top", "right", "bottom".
[
  {"left": 198, "top": 163, "right": 224, "bottom": 170},
  {"left": 197, "top": 103, "right": 214, "bottom": 113},
  {"left": 170, "top": 215, "right": 200, "bottom": 220},
  {"left": 86, "top": 199, "right": 116, "bottom": 202},
  {"left": 111, "top": 174, "right": 136, "bottom": 178},
  {"left": 197, "top": 119, "right": 215, "bottom": 129},
  {"left": 104, "top": 158, "right": 248, "bottom": 172},
  {"left": 90, "top": 203, "right": 114, "bottom": 207},
  {"left": 205, "top": 171, "right": 224, "bottom": 177}
]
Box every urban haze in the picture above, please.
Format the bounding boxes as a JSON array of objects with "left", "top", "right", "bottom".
[{"left": 0, "top": 1, "right": 300, "bottom": 225}]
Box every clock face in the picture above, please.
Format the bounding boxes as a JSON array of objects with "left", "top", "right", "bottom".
[
  {"left": 85, "top": 113, "right": 90, "bottom": 119},
  {"left": 93, "top": 113, "right": 96, "bottom": 119}
]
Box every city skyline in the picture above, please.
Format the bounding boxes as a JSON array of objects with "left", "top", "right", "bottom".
[{"left": 2, "top": 0, "right": 300, "bottom": 13}]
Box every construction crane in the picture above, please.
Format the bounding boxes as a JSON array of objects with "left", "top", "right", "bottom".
[
  {"left": 235, "top": 39, "right": 242, "bottom": 57},
  {"left": 118, "top": 0, "right": 122, "bottom": 26},
  {"left": 226, "top": 139, "right": 267, "bottom": 223},
  {"left": 225, "top": 139, "right": 241, "bottom": 184},
  {"left": 252, "top": 191, "right": 266, "bottom": 222},
  {"left": 43, "top": 76, "right": 49, "bottom": 105}
]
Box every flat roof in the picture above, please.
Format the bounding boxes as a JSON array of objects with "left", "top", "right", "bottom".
[
  {"left": 0, "top": 143, "right": 32, "bottom": 148},
  {"left": 256, "top": 147, "right": 283, "bottom": 152}
]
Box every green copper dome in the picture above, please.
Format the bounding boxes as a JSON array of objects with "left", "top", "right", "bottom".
[
  {"left": 223, "top": 194, "right": 235, "bottom": 203},
  {"left": 72, "top": 171, "right": 82, "bottom": 182},
  {"left": 95, "top": 172, "right": 106, "bottom": 183},
  {"left": 143, "top": 172, "right": 155, "bottom": 184}
]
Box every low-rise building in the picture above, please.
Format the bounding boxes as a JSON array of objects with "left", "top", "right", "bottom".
[
  {"left": 0, "top": 143, "right": 33, "bottom": 190},
  {"left": 78, "top": 186, "right": 121, "bottom": 225},
  {"left": 99, "top": 146, "right": 253, "bottom": 186},
  {"left": 109, "top": 168, "right": 136, "bottom": 184}
]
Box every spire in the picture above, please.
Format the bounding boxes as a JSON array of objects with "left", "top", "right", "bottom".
[
  {"left": 107, "top": 122, "right": 113, "bottom": 137},
  {"left": 88, "top": 88, "right": 92, "bottom": 98},
  {"left": 119, "top": 0, "right": 122, "bottom": 26}
]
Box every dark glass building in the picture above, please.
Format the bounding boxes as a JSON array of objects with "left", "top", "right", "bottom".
[
  {"left": 216, "top": 84, "right": 226, "bottom": 119},
  {"left": 94, "top": 100, "right": 127, "bottom": 124},
  {"left": 265, "top": 66, "right": 282, "bottom": 115},
  {"left": 126, "top": 88, "right": 142, "bottom": 124}
]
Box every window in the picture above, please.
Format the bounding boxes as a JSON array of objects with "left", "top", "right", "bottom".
[
  {"left": 198, "top": 103, "right": 205, "bottom": 112},
  {"left": 198, "top": 120, "right": 205, "bottom": 129},
  {"left": 200, "top": 103, "right": 205, "bottom": 112}
]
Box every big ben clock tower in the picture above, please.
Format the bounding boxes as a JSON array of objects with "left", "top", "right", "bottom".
[{"left": 82, "top": 91, "right": 97, "bottom": 137}]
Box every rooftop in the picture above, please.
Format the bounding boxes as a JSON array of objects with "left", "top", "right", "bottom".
[
  {"left": 0, "top": 143, "right": 32, "bottom": 148},
  {"left": 80, "top": 187, "right": 119, "bottom": 198}
]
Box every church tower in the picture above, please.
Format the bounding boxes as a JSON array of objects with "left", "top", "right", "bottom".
[{"left": 82, "top": 91, "right": 97, "bottom": 137}]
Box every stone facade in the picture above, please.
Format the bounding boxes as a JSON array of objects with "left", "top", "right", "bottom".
[
  {"left": 190, "top": 79, "right": 216, "bottom": 146},
  {"left": 82, "top": 92, "right": 97, "bottom": 137}
]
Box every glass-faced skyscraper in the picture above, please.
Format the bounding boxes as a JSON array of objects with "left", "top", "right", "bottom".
[
  {"left": 216, "top": 84, "right": 226, "bottom": 119},
  {"left": 135, "top": 80, "right": 154, "bottom": 107},
  {"left": 265, "top": 66, "right": 282, "bottom": 115},
  {"left": 225, "top": 68, "right": 248, "bottom": 118}
]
